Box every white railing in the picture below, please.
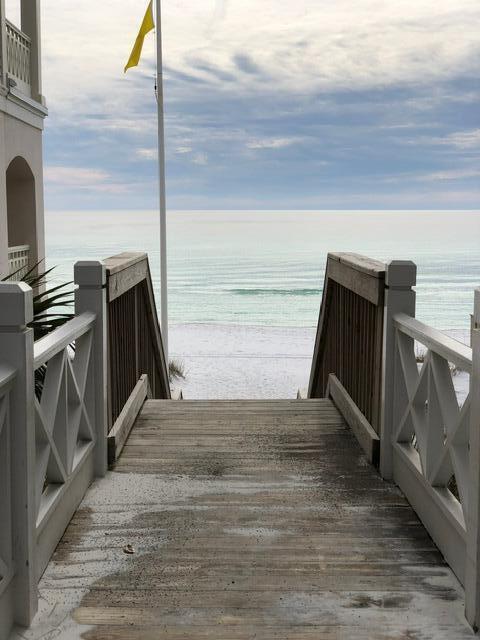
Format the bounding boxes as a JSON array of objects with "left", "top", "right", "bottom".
[
  {"left": 381, "top": 261, "right": 480, "bottom": 629},
  {"left": 0, "top": 365, "right": 15, "bottom": 640},
  {"left": 392, "top": 313, "right": 471, "bottom": 580},
  {"left": 33, "top": 312, "right": 97, "bottom": 574},
  {"left": 5, "top": 20, "right": 31, "bottom": 95},
  {"left": 7, "top": 244, "right": 30, "bottom": 280},
  {"left": 0, "top": 261, "right": 107, "bottom": 638}
]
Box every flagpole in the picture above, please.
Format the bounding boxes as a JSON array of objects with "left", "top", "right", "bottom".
[{"left": 155, "top": 0, "right": 168, "bottom": 360}]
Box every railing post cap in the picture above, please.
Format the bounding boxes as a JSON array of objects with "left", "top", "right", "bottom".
[
  {"left": 74, "top": 261, "right": 106, "bottom": 287},
  {"left": 386, "top": 260, "right": 417, "bottom": 288},
  {"left": 473, "top": 288, "right": 480, "bottom": 323},
  {"left": 0, "top": 282, "right": 33, "bottom": 325}
]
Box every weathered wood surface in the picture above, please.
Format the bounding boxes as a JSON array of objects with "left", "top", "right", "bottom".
[
  {"left": 327, "top": 254, "right": 385, "bottom": 307},
  {"left": 107, "top": 374, "right": 150, "bottom": 466},
  {"left": 308, "top": 253, "right": 385, "bottom": 436},
  {"left": 105, "top": 251, "right": 170, "bottom": 430},
  {"left": 103, "top": 252, "right": 148, "bottom": 303},
  {"left": 25, "top": 399, "right": 472, "bottom": 639},
  {"left": 326, "top": 374, "right": 380, "bottom": 466}
]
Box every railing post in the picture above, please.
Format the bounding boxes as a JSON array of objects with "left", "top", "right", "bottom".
[
  {"left": 0, "top": 282, "right": 37, "bottom": 626},
  {"left": 466, "top": 288, "right": 480, "bottom": 630},
  {"left": 379, "top": 260, "right": 416, "bottom": 480},
  {"left": 0, "top": 0, "right": 7, "bottom": 89},
  {"left": 74, "top": 261, "right": 108, "bottom": 477},
  {"left": 20, "top": 0, "right": 43, "bottom": 103}
]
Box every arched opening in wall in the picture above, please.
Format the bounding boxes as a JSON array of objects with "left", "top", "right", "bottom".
[{"left": 6, "top": 156, "right": 36, "bottom": 272}]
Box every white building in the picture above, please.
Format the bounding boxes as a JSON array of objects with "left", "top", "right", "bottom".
[{"left": 0, "top": 0, "right": 47, "bottom": 279}]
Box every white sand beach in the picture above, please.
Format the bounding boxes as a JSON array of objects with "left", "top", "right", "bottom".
[
  {"left": 170, "top": 323, "right": 316, "bottom": 399},
  {"left": 170, "top": 323, "right": 471, "bottom": 402}
]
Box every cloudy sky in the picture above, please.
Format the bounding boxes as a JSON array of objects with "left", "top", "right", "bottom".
[{"left": 7, "top": 0, "right": 480, "bottom": 210}]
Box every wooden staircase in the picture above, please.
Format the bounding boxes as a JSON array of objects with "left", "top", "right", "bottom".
[{"left": 31, "top": 399, "right": 471, "bottom": 639}]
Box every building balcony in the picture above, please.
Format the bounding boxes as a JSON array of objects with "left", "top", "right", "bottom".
[
  {"left": 7, "top": 244, "right": 30, "bottom": 280},
  {"left": 0, "top": 0, "right": 45, "bottom": 110},
  {"left": 5, "top": 18, "right": 31, "bottom": 96}
]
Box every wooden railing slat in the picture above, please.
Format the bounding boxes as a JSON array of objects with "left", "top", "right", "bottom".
[
  {"left": 308, "top": 253, "right": 386, "bottom": 440},
  {"left": 103, "top": 252, "right": 170, "bottom": 458}
]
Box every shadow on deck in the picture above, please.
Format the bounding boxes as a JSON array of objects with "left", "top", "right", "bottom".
[{"left": 21, "top": 399, "right": 472, "bottom": 639}]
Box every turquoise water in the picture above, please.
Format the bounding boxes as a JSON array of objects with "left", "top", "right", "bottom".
[{"left": 45, "top": 210, "right": 480, "bottom": 335}]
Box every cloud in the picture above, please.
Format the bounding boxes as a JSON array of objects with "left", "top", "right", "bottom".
[
  {"left": 192, "top": 152, "right": 208, "bottom": 165},
  {"left": 136, "top": 148, "right": 157, "bottom": 160},
  {"left": 44, "top": 166, "right": 109, "bottom": 185},
  {"left": 419, "top": 168, "right": 480, "bottom": 182},
  {"left": 44, "top": 166, "right": 128, "bottom": 194},
  {"left": 444, "top": 129, "right": 480, "bottom": 150},
  {"left": 233, "top": 53, "right": 261, "bottom": 76},
  {"left": 32, "top": 1, "right": 480, "bottom": 210},
  {"left": 246, "top": 137, "right": 303, "bottom": 150},
  {"left": 40, "top": 1, "right": 480, "bottom": 120}
]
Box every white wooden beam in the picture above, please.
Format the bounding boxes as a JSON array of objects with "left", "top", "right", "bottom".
[
  {"left": 0, "top": 282, "right": 37, "bottom": 626},
  {"left": 74, "top": 261, "right": 108, "bottom": 478},
  {"left": 379, "top": 260, "right": 416, "bottom": 480},
  {"left": 465, "top": 288, "right": 480, "bottom": 630},
  {"left": 20, "top": 0, "right": 44, "bottom": 104}
]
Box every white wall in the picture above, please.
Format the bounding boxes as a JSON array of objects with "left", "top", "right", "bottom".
[{"left": 0, "top": 108, "right": 45, "bottom": 276}]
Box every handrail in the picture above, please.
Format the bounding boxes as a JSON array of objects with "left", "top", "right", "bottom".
[
  {"left": 8, "top": 244, "right": 30, "bottom": 254},
  {"left": 0, "top": 364, "right": 16, "bottom": 392},
  {"left": 33, "top": 312, "right": 95, "bottom": 369},
  {"left": 7, "top": 245, "right": 30, "bottom": 280},
  {"left": 394, "top": 312, "right": 472, "bottom": 373},
  {"left": 5, "top": 19, "right": 31, "bottom": 44},
  {"left": 103, "top": 252, "right": 170, "bottom": 446},
  {"left": 308, "top": 252, "right": 386, "bottom": 437}
]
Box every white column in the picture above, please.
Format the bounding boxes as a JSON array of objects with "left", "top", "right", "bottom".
[
  {"left": 0, "top": 0, "right": 7, "bottom": 89},
  {"left": 379, "top": 260, "right": 416, "bottom": 480},
  {"left": 465, "top": 288, "right": 480, "bottom": 630},
  {"left": 20, "top": 0, "right": 44, "bottom": 103},
  {"left": 0, "top": 282, "right": 37, "bottom": 625},
  {"left": 74, "top": 261, "right": 108, "bottom": 477}
]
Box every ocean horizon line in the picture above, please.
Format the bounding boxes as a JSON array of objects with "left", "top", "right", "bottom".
[{"left": 46, "top": 208, "right": 480, "bottom": 215}]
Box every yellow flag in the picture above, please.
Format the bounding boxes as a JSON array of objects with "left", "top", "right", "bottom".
[{"left": 124, "top": 1, "right": 155, "bottom": 73}]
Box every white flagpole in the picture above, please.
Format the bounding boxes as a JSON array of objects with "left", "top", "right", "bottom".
[{"left": 155, "top": 0, "right": 168, "bottom": 359}]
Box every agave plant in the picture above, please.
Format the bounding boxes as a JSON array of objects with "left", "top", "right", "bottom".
[
  {"left": 4, "top": 264, "right": 186, "bottom": 392},
  {"left": 3, "top": 262, "right": 74, "bottom": 340},
  {"left": 3, "top": 263, "right": 74, "bottom": 397}
]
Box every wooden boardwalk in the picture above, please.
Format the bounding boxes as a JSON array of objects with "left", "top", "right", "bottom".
[{"left": 23, "top": 399, "right": 472, "bottom": 639}]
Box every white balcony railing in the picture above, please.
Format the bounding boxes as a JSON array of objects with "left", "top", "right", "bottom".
[
  {"left": 5, "top": 19, "right": 31, "bottom": 95},
  {"left": 8, "top": 244, "right": 30, "bottom": 280}
]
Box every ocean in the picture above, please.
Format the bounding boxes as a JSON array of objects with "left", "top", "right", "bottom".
[{"left": 45, "top": 210, "right": 480, "bottom": 397}]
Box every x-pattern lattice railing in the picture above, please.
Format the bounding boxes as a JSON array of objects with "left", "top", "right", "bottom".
[
  {"left": 0, "top": 367, "right": 15, "bottom": 599},
  {"left": 0, "top": 262, "right": 108, "bottom": 635},
  {"left": 393, "top": 313, "right": 472, "bottom": 532},
  {"left": 394, "top": 314, "right": 472, "bottom": 528},
  {"left": 33, "top": 313, "right": 96, "bottom": 527}
]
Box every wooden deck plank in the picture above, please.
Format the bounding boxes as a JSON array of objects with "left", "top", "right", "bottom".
[{"left": 24, "top": 399, "right": 472, "bottom": 640}]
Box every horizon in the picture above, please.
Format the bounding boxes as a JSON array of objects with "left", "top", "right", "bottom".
[{"left": 46, "top": 207, "right": 480, "bottom": 214}]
